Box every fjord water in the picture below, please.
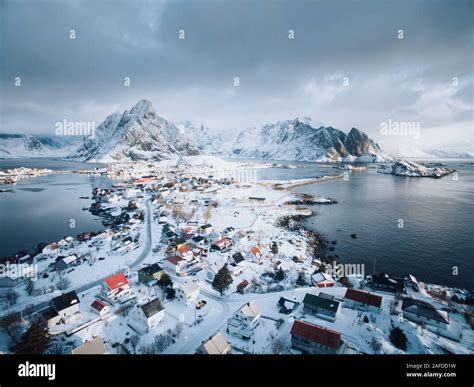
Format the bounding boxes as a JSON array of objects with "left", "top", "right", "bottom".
[
  {"left": 257, "top": 160, "right": 474, "bottom": 290},
  {"left": 1, "top": 158, "right": 473, "bottom": 290},
  {"left": 0, "top": 159, "right": 111, "bottom": 257}
]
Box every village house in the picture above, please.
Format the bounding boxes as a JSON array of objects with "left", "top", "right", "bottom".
[
  {"left": 54, "top": 254, "right": 80, "bottom": 271},
  {"left": 176, "top": 282, "right": 200, "bottom": 306},
  {"left": 227, "top": 301, "right": 261, "bottom": 339},
  {"left": 129, "top": 298, "right": 165, "bottom": 335},
  {"left": 231, "top": 252, "right": 246, "bottom": 266},
  {"left": 90, "top": 299, "right": 110, "bottom": 317},
  {"left": 163, "top": 256, "right": 187, "bottom": 276},
  {"left": 196, "top": 332, "right": 231, "bottom": 355},
  {"left": 302, "top": 293, "right": 341, "bottom": 322},
  {"left": 277, "top": 297, "right": 299, "bottom": 314},
  {"left": 0, "top": 263, "right": 35, "bottom": 288},
  {"left": 344, "top": 288, "right": 383, "bottom": 313},
  {"left": 403, "top": 274, "right": 420, "bottom": 292},
  {"left": 138, "top": 263, "right": 164, "bottom": 284},
  {"left": 247, "top": 246, "right": 263, "bottom": 263},
  {"left": 237, "top": 279, "right": 250, "bottom": 294},
  {"left": 311, "top": 272, "right": 336, "bottom": 288},
  {"left": 100, "top": 272, "right": 134, "bottom": 305},
  {"left": 290, "top": 320, "right": 343, "bottom": 354},
  {"left": 402, "top": 298, "right": 449, "bottom": 329},
  {"left": 366, "top": 272, "right": 405, "bottom": 294},
  {"left": 72, "top": 337, "right": 108, "bottom": 355},
  {"left": 176, "top": 245, "right": 194, "bottom": 261},
  {"left": 42, "top": 243, "right": 60, "bottom": 256},
  {"left": 223, "top": 227, "right": 236, "bottom": 237},
  {"left": 41, "top": 290, "right": 81, "bottom": 327},
  {"left": 198, "top": 224, "right": 213, "bottom": 236},
  {"left": 191, "top": 235, "right": 206, "bottom": 247},
  {"left": 211, "top": 237, "right": 233, "bottom": 252}
]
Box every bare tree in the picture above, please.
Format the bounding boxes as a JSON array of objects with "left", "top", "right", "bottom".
[
  {"left": 5, "top": 289, "right": 19, "bottom": 305},
  {"left": 1, "top": 311, "right": 22, "bottom": 341},
  {"left": 26, "top": 278, "right": 35, "bottom": 296},
  {"left": 56, "top": 277, "right": 71, "bottom": 291},
  {"left": 272, "top": 337, "right": 285, "bottom": 354},
  {"left": 130, "top": 334, "right": 140, "bottom": 353},
  {"left": 203, "top": 206, "right": 212, "bottom": 223}
]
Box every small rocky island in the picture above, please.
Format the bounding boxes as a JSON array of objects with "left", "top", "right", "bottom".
[{"left": 377, "top": 160, "right": 456, "bottom": 178}]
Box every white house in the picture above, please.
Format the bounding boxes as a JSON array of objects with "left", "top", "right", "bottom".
[
  {"left": 311, "top": 272, "right": 336, "bottom": 288},
  {"left": 90, "top": 299, "right": 110, "bottom": 317},
  {"left": 197, "top": 332, "right": 230, "bottom": 355},
  {"left": 227, "top": 301, "right": 261, "bottom": 339},
  {"left": 163, "top": 256, "right": 187, "bottom": 276},
  {"left": 72, "top": 337, "right": 108, "bottom": 355},
  {"left": 176, "top": 282, "right": 200, "bottom": 306},
  {"left": 0, "top": 263, "right": 35, "bottom": 288},
  {"left": 129, "top": 298, "right": 165, "bottom": 335},
  {"left": 247, "top": 246, "right": 263, "bottom": 263},
  {"left": 100, "top": 272, "right": 134, "bottom": 305},
  {"left": 42, "top": 290, "right": 81, "bottom": 327}
]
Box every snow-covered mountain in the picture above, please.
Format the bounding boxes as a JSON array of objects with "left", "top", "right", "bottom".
[
  {"left": 67, "top": 100, "right": 199, "bottom": 162},
  {"left": 231, "top": 117, "right": 387, "bottom": 162},
  {"left": 383, "top": 145, "right": 474, "bottom": 159},
  {"left": 0, "top": 134, "right": 78, "bottom": 159},
  {"left": 175, "top": 121, "right": 227, "bottom": 155}
]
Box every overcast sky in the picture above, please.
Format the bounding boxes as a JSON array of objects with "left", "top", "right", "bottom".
[{"left": 1, "top": 0, "right": 472, "bottom": 150}]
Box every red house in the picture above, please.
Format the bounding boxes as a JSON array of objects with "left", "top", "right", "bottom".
[
  {"left": 344, "top": 288, "right": 382, "bottom": 312},
  {"left": 101, "top": 272, "right": 134, "bottom": 305},
  {"left": 290, "top": 320, "right": 342, "bottom": 354}
]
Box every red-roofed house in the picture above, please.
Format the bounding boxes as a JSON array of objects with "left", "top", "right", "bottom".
[
  {"left": 177, "top": 245, "right": 194, "bottom": 261},
  {"left": 101, "top": 273, "right": 134, "bottom": 305},
  {"left": 290, "top": 320, "right": 343, "bottom": 354},
  {"left": 344, "top": 288, "right": 382, "bottom": 312},
  {"left": 163, "top": 256, "right": 187, "bottom": 276},
  {"left": 90, "top": 299, "right": 110, "bottom": 317},
  {"left": 247, "top": 246, "right": 263, "bottom": 262}
]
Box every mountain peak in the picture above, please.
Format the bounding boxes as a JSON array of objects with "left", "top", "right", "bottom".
[{"left": 130, "top": 99, "right": 155, "bottom": 116}]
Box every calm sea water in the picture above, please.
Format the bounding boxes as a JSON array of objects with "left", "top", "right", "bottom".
[
  {"left": 0, "top": 159, "right": 112, "bottom": 257},
  {"left": 256, "top": 160, "right": 474, "bottom": 290},
  {"left": 1, "top": 158, "right": 473, "bottom": 290}
]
